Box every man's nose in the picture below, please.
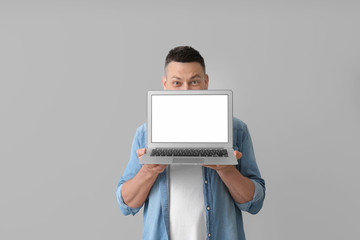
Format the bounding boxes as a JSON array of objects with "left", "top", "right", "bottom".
[{"left": 182, "top": 83, "right": 191, "bottom": 90}]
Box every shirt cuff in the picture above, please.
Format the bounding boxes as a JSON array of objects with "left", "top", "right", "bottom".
[
  {"left": 116, "top": 184, "right": 142, "bottom": 216},
  {"left": 235, "top": 179, "right": 263, "bottom": 212}
]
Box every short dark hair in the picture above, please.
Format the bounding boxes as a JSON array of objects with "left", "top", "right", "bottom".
[{"left": 165, "top": 46, "right": 206, "bottom": 73}]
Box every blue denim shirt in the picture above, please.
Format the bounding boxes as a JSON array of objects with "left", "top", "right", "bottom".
[{"left": 116, "top": 118, "right": 265, "bottom": 240}]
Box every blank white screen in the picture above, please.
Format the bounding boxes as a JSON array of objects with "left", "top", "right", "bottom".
[{"left": 151, "top": 94, "right": 228, "bottom": 143}]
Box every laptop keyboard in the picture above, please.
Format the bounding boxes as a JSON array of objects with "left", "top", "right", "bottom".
[{"left": 150, "top": 148, "right": 228, "bottom": 157}]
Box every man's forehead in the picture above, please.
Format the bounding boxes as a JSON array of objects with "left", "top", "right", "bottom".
[{"left": 165, "top": 61, "right": 205, "bottom": 75}]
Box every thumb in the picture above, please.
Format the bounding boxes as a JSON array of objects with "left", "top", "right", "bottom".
[
  {"left": 137, "top": 148, "right": 146, "bottom": 156},
  {"left": 234, "top": 151, "right": 243, "bottom": 160}
]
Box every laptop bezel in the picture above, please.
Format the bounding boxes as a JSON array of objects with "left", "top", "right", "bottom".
[{"left": 146, "top": 90, "right": 233, "bottom": 149}]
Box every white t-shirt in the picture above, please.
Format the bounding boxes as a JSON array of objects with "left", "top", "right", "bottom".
[{"left": 169, "top": 165, "right": 206, "bottom": 240}]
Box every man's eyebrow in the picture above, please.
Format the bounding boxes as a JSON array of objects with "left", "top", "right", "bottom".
[
  {"left": 191, "top": 74, "right": 202, "bottom": 79},
  {"left": 171, "top": 76, "right": 182, "bottom": 80}
]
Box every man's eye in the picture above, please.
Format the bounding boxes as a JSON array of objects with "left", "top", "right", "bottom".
[
  {"left": 191, "top": 81, "right": 199, "bottom": 85},
  {"left": 173, "top": 81, "right": 181, "bottom": 86}
]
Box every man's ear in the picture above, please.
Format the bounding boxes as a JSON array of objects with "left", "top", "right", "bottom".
[
  {"left": 204, "top": 74, "right": 209, "bottom": 90},
  {"left": 162, "top": 76, "right": 167, "bottom": 90}
]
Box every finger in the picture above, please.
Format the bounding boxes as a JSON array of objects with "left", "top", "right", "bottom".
[
  {"left": 234, "top": 151, "right": 243, "bottom": 160},
  {"left": 137, "top": 148, "right": 146, "bottom": 157},
  {"left": 158, "top": 164, "right": 168, "bottom": 170},
  {"left": 146, "top": 164, "right": 167, "bottom": 170},
  {"left": 202, "top": 165, "right": 217, "bottom": 170}
]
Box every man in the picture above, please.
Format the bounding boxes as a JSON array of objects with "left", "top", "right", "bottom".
[{"left": 116, "top": 46, "right": 265, "bottom": 240}]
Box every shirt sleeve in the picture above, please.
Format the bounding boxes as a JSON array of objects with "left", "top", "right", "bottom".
[
  {"left": 115, "top": 126, "right": 145, "bottom": 216},
  {"left": 234, "top": 123, "right": 266, "bottom": 215}
]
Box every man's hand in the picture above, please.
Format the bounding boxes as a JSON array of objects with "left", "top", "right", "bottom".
[
  {"left": 137, "top": 148, "right": 167, "bottom": 175},
  {"left": 202, "top": 150, "right": 242, "bottom": 172}
]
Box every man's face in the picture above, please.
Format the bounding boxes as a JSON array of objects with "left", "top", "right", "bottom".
[{"left": 162, "top": 61, "right": 209, "bottom": 90}]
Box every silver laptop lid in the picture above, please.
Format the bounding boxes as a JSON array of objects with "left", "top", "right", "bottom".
[{"left": 147, "top": 90, "right": 233, "bottom": 149}]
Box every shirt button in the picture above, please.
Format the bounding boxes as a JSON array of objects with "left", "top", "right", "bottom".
[
  {"left": 208, "top": 233, "right": 211, "bottom": 237},
  {"left": 207, "top": 206, "right": 211, "bottom": 211},
  {"left": 204, "top": 180, "right": 208, "bottom": 184}
]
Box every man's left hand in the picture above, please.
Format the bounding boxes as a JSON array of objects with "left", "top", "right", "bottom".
[{"left": 202, "top": 151, "right": 242, "bottom": 172}]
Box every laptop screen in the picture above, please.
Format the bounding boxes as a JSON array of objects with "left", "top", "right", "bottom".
[{"left": 151, "top": 94, "right": 228, "bottom": 143}]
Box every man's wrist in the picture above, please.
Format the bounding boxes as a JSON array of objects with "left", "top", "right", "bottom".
[{"left": 139, "top": 165, "right": 160, "bottom": 180}]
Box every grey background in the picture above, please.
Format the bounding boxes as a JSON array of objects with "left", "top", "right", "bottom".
[{"left": 1, "top": 0, "right": 359, "bottom": 239}]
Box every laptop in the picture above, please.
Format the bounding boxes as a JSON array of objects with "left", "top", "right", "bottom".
[{"left": 140, "top": 90, "right": 238, "bottom": 165}]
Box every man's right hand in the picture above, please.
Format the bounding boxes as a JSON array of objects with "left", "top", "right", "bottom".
[{"left": 137, "top": 148, "right": 167, "bottom": 175}]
